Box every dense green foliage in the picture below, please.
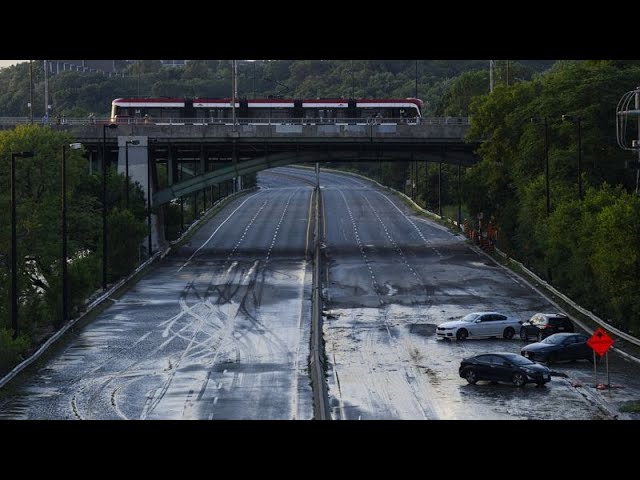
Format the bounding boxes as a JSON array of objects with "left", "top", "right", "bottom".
[
  {"left": 0, "top": 125, "right": 148, "bottom": 372},
  {"left": 463, "top": 61, "right": 640, "bottom": 333}
]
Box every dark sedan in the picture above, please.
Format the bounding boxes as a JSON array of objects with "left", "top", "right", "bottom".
[
  {"left": 521, "top": 333, "right": 592, "bottom": 364},
  {"left": 459, "top": 352, "right": 551, "bottom": 387}
]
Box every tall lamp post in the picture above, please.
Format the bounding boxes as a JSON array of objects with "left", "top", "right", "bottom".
[
  {"left": 531, "top": 116, "right": 550, "bottom": 216},
  {"left": 147, "top": 143, "right": 153, "bottom": 258},
  {"left": 125, "top": 139, "right": 140, "bottom": 209},
  {"left": 11, "top": 151, "right": 35, "bottom": 339},
  {"left": 562, "top": 114, "right": 583, "bottom": 201},
  {"left": 457, "top": 159, "right": 462, "bottom": 227},
  {"left": 62, "top": 143, "right": 82, "bottom": 324},
  {"left": 102, "top": 123, "right": 118, "bottom": 289}
]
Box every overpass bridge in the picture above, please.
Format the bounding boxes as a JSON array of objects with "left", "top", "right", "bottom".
[
  {"left": 2, "top": 117, "right": 480, "bottom": 253},
  {"left": 2, "top": 117, "right": 479, "bottom": 207}
]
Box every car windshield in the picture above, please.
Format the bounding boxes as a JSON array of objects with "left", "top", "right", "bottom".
[
  {"left": 542, "top": 335, "right": 566, "bottom": 345},
  {"left": 504, "top": 354, "right": 535, "bottom": 366},
  {"left": 461, "top": 313, "right": 480, "bottom": 322}
]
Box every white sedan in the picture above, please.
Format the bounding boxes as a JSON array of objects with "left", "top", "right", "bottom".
[{"left": 436, "top": 312, "right": 522, "bottom": 341}]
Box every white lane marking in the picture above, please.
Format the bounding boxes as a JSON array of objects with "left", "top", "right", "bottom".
[
  {"left": 337, "top": 189, "right": 382, "bottom": 304},
  {"left": 226, "top": 202, "right": 269, "bottom": 263},
  {"left": 361, "top": 192, "right": 423, "bottom": 282},
  {"left": 374, "top": 190, "right": 443, "bottom": 257},
  {"left": 266, "top": 188, "right": 299, "bottom": 263},
  {"left": 178, "top": 191, "right": 261, "bottom": 272}
]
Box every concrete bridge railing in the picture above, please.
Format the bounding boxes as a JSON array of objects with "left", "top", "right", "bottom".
[{"left": 1, "top": 117, "right": 472, "bottom": 140}]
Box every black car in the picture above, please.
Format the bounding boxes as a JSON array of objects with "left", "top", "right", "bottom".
[
  {"left": 521, "top": 333, "right": 593, "bottom": 364},
  {"left": 520, "top": 313, "right": 574, "bottom": 341},
  {"left": 459, "top": 352, "right": 551, "bottom": 387}
]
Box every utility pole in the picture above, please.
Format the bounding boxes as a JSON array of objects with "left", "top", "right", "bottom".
[
  {"left": 544, "top": 117, "right": 550, "bottom": 215},
  {"left": 415, "top": 60, "right": 418, "bottom": 98},
  {"left": 489, "top": 60, "right": 494, "bottom": 93},
  {"left": 231, "top": 60, "right": 237, "bottom": 131},
  {"left": 351, "top": 60, "right": 355, "bottom": 98},
  {"left": 29, "top": 60, "right": 33, "bottom": 123},
  {"left": 44, "top": 60, "right": 49, "bottom": 116},
  {"left": 635, "top": 88, "right": 640, "bottom": 195}
]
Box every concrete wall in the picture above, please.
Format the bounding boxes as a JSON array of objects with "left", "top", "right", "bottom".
[{"left": 69, "top": 122, "right": 471, "bottom": 141}]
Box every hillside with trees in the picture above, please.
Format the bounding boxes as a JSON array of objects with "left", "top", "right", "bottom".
[{"left": 0, "top": 60, "right": 552, "bottom": 117}]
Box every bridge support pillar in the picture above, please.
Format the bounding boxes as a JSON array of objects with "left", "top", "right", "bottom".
[{"left": 116, "top": 136, "right": 164, "bottom": 254}]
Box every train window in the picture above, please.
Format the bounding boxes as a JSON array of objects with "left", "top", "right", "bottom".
[
  {"left": 251, "top": 108, "right": 270, "bottom": 119},
  {"left": 271, "top": 108, "right": 288, "bottom": 119},
  {"left": 161, "top": 108, "right": 180, "bottom": 118}
]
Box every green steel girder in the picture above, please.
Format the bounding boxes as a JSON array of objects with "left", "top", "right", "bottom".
[{"left": 152, "top": 147, "right": 479, "bottom": 207}]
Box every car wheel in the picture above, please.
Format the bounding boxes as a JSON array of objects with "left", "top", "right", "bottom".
[
  {"left": 503, "top": 327, "right": 515, "bottom": 340},
  {"left": 537, "top": 331, "right": 543, "bottom": 342},
  {"left": 547, "top": 353, "right": 557, "bottom": 365},
  {"left": 519, "top": 328, "right": 528, "bottom": 341},
  {"left": 464, "top": 368, "right": 478, "bottom": 385},
  {"left": 456, "top": 329, "right": 468, "bottom": 341},
  {"left": 535, "top": 381, "right": 546, "bottom": 387},
  {"left": 512, "top": 372, "right": 526, "bottom": 387}
]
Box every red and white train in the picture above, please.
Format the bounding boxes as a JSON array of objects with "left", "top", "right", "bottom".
[{"left": 110, "top": 97, "right": 423, "bottom": 125}]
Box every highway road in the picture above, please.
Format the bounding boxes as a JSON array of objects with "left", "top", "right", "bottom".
[
  {"left": 0, "top": 169, "right": 315, "bottom": 419},
  {"left": 311, "top": 169, "right": 614, "bottom": 420},
  {"left": 1, "top": 166, "right": 635, "bottom": 420}
]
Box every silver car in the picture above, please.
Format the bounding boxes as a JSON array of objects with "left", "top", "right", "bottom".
[{"left": 436, "top": 312, "right": 522, "bottom": 341}]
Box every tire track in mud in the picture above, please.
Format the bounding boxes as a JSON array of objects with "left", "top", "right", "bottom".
[
  {"left": 66, "top": 186, "right": 310, "bottom": 420},
  {"left": 69, "top": 193, "right": 270, "bottom": 419},
  {"left": 149, "top": 187, "right": 305, "bottom": 419}
]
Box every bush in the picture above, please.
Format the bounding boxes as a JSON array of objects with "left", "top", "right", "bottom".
[{"left": 0, "top": 328, "right": 31, "bottom": 375}]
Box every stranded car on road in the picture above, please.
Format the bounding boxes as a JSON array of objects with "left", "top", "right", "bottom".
[
  {"left": 520, "top": 333, "right": 592, "bottom": 364},
  {"left": 519, "top": 313, "right": 574, "bottom": 342},
  {"left": 436, "top": 312, "right": 522, "bottom": 340},
  {"left": 459, "top": 352, "right": 551, "bottom": 387}
]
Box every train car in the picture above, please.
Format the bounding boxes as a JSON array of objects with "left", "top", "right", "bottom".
[{"left": 111, "top": 97, "right": 423, "bottom": 125}]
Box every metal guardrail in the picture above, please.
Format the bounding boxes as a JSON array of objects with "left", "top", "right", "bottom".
[
  {"left": 0, "top": 116, "right": 471, "bottom": 127},
  {"left": 310, "top": 185, "right": 330, "bottom": 420},
  {"left": 493, "top": 250, "right": 640, "bottom": 348}
]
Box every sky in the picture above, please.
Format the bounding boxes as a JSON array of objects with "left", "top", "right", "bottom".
[{"left": 0, "top": 60, "right": 26, "bottom": 68}]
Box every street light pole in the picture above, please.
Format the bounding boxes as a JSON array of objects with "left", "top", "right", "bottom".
[
  {"left": 531, "top": 116, "right": 550, "bottom": 216},
  {"left": 438, "top": 161, "right": 442, "bottom": 217},
  {"left": 544, "top": 117, "right": 550, "bottom": 215},
  {"left": 457, "top": 159, "right": 462, "bottom": 227},
  {"left": 231, "top": 60, "right": 237, "bottom": 131},
  {"left": 102, "top": 123, "right": 118, "bottom": 290},
  {"left": 147, "top": 142, "right": 153, "bottom": 257},
  {"left": 11, "top": 151, "right": 34, "bottom": 339},
  {"left": 577, "top": 118, "right": 582, "bottom": 200},
  {"left": 562, "top": 115, "right": 583, "bottom": 201},
  {"left": 125, "top": 139, "right": 140, "bottom": 209},
  {"left": 62, "top": 143, "right": 82, "bottom": 324}
]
